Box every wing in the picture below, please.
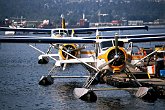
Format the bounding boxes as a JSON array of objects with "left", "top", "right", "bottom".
[
  {"left": 83, "top": 33, "right": 165, "bottom": 39},
  {"left": 66, "top": 26, "right": 148, "bottom": 34},
  {"left": 0, "top": 32, "right": 164, "bottom": 44},
  {"left": 128, "top": 36, "right": 165, "bottom": 43},
  {"left": 0, "top": 26, "right": 148, "bottom": 35},
  {"left": 0, "top": 37, "right": 96, "bottom": 44},
  {"left": 0, "top": 36, "right": 164, "bottom": 44},
  {"left": 2, "top": 33, "right": 165, "bottom": 40}
]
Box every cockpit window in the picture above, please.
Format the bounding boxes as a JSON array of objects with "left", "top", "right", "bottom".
[
  {"left": 51, "top": 29, "right": 68, "bottom": 37},
  {"left": 100, "top": 41, "right": 113, "bottom": 50},
  {"left": 116, "top": 41, "right": 124, "bottom": 47},
  {"left": 100, "top": 40, "right": 124, "bottom": 50}
]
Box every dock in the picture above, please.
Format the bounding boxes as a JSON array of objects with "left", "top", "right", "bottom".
[{"left": 104, "top": 71, "right": 165, "bottom": 99}]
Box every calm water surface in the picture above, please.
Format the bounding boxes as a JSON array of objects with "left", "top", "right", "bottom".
[{"left": 0, "top": 28, "right": 165, "bottom": 110}]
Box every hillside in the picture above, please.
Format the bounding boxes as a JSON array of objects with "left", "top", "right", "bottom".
[{"left": 0, "top": 0, "right": 165, "bottom": 23}]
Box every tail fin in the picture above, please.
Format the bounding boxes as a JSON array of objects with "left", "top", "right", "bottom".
[{"left": 61, "top": 14, "right": 66, "bottom": 29}]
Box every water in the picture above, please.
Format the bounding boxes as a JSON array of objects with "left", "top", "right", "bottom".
[{"left": 0, "top": 28, "right": 165, "bottom": 110}]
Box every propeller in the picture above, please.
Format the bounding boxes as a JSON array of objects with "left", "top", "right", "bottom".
[
  {"left": 70, "top": 46, "right": 86, "bottom": 52},
  {"left": 61, "top": 45, "right": 85, "bottom": 59},
  {"left": 106, "top": 33, "right": 126, "bottom": 72}
]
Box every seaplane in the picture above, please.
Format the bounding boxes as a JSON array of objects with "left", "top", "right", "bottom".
[{"left": 0, "top": 24, "right": 165, "bottom": 102}]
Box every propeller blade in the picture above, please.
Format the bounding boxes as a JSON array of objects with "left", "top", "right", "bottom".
[
  {"left": 62, "top": 45, "right": 68, "bottom": 51},
  {"left": 71, "top": 46, "right": 85, "bottom": 52},
  {"left": 115, "top": 33, "right": 118, "bottom": 56},
  {"left": 98, "top": 58, "right": 116, "bottom": 70}
]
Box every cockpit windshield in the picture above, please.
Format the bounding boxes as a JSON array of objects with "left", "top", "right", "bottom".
[
  {"left": 100, "top": 41, "right": 113, "bottom": 50},
  {"left": 100, "top": 40, "right": 124, "bottom": 50},
  {"left": 51, "top": 29, "right": 68, "bottom": 37}
]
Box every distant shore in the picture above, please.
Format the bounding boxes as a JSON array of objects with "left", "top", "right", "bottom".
[{"left": 90, "top": 25, "right": 165, "bottom": 29}]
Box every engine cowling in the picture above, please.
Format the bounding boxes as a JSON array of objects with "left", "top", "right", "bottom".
[
  {"left": 98, "top": 47, "right": 127, "bottom": 73},
  {"left": 58, "top": 44, "right": 78, "bottom": 60}
]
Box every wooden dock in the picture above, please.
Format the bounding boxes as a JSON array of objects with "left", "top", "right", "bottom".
[{"left": 103, "top": 70, "right": 165, "bottom": 99}]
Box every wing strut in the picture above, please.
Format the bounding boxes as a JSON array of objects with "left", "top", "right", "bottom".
[{"left": 29, "top": 44, "right": 57, "bottom": 61}]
